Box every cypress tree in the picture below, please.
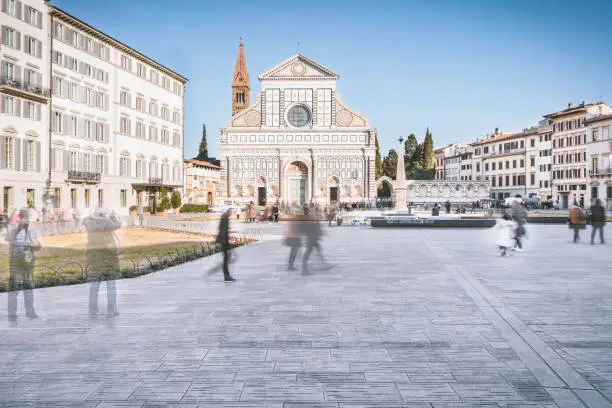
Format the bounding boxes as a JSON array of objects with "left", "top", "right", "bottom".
[
  {"left": 375, "top": 135, "right": 383, "bottom": 179},
  {"left": 422, "top": 127, "right": 435, "bottom": 169},
  {"left": 197, "top": 124, "right": 208, "bottom": 159}
]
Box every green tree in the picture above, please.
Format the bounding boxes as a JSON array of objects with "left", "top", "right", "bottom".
[
  {"left": 170, "top": 190, "right": 182, "bottom": 209},
  {"left": 412, "top": 143, "right": 424, "bottom": 170},
  {"left": 382, "top": 149, "right": 398, "bottom": 179},
  {"left": 159, "top": 187, "right": 170, "bottom": 211},
  {"left": 197, "top": 124, "right": 208, "bottom": 159},
  {"left": 422, "top": 127, "right": 435, "bottom": 169},
  {"left": 375, "top": 135, "right": 383, "bottom": 179},
  {"left": 404, "top": 133, "right": 418, "bottom": 171}
]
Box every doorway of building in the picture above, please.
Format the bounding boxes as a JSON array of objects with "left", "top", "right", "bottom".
[
  {"left": 561, "top": 194, "right": 569, "bottom": 210},
  {"left": 286, "top": 161, "right": 308, "bottom": 207},
  {"left": 257, "top": 187, "right": 266, "bottom": 206},
  {"left": 330, "top": 187, "right": 338, "bottom": 203},
  {"left": 207, "top": 192, "right": 213, "bottom": 207},
  {"left": 3, "top": 186, "right": 12, "bottom": 211}
]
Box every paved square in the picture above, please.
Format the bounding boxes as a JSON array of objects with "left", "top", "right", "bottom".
[{"left": 0, "top": 223, "right": 611, "bottom": 407}]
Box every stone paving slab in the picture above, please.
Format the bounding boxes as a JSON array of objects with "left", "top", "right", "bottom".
[{"left": 0, "top": 224, "right": 611, "bottom": 407}]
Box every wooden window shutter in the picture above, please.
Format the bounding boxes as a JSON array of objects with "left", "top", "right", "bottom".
[
  {"left": 36, "top": 141, "right": 40, "bottom": 172},
  {"left": 15, "top": 1, "right": 22, "bottom": 19},
  {"left": 63, "top": 150, "right": 69, "bottom": 171},
  {"left": 14, "top": 137, "right": 21, "bottom": 171},
  {"left": 0, "top": 135, "right": 5, "bottom": 169},
  {"left": 22, "top": 139, "right": 28, "bottom": 170}
]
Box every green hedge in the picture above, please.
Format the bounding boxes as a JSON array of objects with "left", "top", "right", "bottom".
[{"left": 179, "top": 204, "right": 208, "bottom": 213}]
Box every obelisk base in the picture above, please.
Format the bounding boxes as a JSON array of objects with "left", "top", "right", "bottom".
[{"left": 395, "top": 188, "right": 408, "bottom": 213}]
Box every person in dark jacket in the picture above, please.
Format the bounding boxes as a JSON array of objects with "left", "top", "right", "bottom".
[
  {"left": 590, "top": 199, "right": 606, "bottom": 245},
  {"left": 217, "top": 208, "right": 236, "bottom": 282}
]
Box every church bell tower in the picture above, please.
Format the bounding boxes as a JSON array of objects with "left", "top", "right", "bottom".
[{"left": 232, "top": 37, "right": 250, "bottom": 115}]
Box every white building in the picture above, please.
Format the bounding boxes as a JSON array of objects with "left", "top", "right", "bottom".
[
  {"left": 442, "top": 143, "right": 471, "bottom": 181},
  {"left": 471, "top": 128, "right": 537, "bottom": 201},
  {"left": 2, "top": 3, "right": 189, "bottom": 216},
  {"left": 183, "top": 158, "right": 221, "bottom": 207},
  {"left": 585, "top": 111, "right": 612, "bottom": 210},
  {"left": 220, "top": 45, "right": 377, "bottom": 206},
  {"left": 546, "top": 102, "right": 612, "bottom": 209},
  {"left": 1, "top": 0, "right": 49, "bottom": 211}
]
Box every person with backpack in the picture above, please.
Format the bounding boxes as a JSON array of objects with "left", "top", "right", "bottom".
[
  {"left": 568, "top": 202, "right": 587, "bottom": 243},
  {"left": 6, "top": 209, "right": 42, "bottom": 321}
]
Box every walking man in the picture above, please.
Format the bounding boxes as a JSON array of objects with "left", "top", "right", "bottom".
[
  {"left": 590, "top": 198, "right": 606, "bottom": 245},
  {"left": 511, "top": 200, "right": 527, "bottom": 251},
  {"left": 217, "top": 208, "right": 236, "bottom": 282}
]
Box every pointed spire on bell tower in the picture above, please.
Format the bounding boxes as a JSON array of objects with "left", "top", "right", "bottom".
[{"left": 232, "top": 36, "right": 250, "bottom": 116}]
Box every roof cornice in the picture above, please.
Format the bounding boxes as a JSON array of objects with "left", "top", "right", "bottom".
[{"left": 49, "top": 6, "right": 188, "bottom": 84}]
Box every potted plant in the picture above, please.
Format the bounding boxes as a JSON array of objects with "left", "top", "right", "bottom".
[
  {"left": 143, "top": 206, "right": 151, "bottom": 215},
  {"left": 129, "top": 205, "right": 138, "bottom": 215}
]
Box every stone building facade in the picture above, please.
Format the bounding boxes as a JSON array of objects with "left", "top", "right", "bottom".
[{"left": 219, "top": 47, "right": 377, "bottom": 207}]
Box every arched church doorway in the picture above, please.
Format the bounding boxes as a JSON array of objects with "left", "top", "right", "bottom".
[
  {"left": 329, "top": 176, "right": 339, "bottom": 203},
  {"left": 377, "top": 180, "right": 393, "bottom": 198},
  {"left": 257, "top": 176, "right": 267, "bottom": 206},
  {"left": 286, "top": 161, "right": 308, "bottom": 207}
]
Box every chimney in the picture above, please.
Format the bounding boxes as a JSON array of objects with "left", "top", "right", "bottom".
[
  {"left": 494, "top": 127, "right": 499, "bottom": 135},
  {"left": 568, "top": 102, "right": 572, "bottom": 109}
]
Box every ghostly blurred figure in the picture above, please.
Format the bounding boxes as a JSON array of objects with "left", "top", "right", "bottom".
[
  {"left": 217, "top": 208, "right": 236, "bottom": 282},
  {"left": 284, "top": 221, "right": 302, "bottom": 271},
  {"left": 6, "top": 209, "right": 41, "bottom": 321},
  {"left": 301, "top": 213, "right": 328, "bottom": 275},
  {"left": 83, "top": 209, "right": 122, "bottom": 317},
  {"left": 496, "top": 212, "right": 517, "bottom": 257}
]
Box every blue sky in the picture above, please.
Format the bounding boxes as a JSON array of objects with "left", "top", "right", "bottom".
[{"left": 51, "top": 0, "right": 612, "bottom": 157}]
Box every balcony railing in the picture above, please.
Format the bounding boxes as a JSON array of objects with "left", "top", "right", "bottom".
[
  {"left": 483, "top": 148, "right": 526, "bottom": 157},
  {"left": 149, "top": 177, "right": 163, "bottom": 185},
  {"left": 0, "top": 76, "right": 51, "bottom": 98},
  {"left": 590, "top": 168, "right": 612, "bottom": 176},
  {"left": 67, "top": 171, "right": 101, "bottom": 182}
]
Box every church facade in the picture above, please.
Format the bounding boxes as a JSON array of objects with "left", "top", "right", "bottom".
[{"left": 219, "top": 42, "right": 377, "bottom": 207}]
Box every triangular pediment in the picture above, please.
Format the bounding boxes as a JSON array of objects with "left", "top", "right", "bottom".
[{"left": 258, "top": 54, "right": 339, "bottom": 80}]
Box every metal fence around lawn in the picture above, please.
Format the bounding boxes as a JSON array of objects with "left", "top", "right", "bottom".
[{"left": 0, "top": 222, "right": 262, "bottom": 292}]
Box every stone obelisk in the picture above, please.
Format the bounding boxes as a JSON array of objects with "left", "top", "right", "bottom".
[{"left": 394, "top": 137, "right": 407, "bottom": 213}]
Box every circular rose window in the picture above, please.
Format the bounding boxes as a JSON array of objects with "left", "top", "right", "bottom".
[{"left": 287, "top": 105, "right": 311, "bottom": 128}]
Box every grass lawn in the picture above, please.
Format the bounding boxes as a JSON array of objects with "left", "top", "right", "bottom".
[{"left": 0, "top": 227, "right": 224, "bottom": 291}]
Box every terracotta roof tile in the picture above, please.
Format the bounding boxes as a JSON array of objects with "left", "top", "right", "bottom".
[{"left": 184, "top": 159, "right": 221, "bottom": 169}]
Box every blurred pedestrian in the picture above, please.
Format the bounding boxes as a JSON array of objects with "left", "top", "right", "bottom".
[
  {"left": 301, "top": 213, "right": 329, "bottom": 275},
  {"left": 248, "top": 201, "right": 256, "bottom": 223},
  {"left": 0, "top": 209, "right": 8, "bottom": 235},
  {"left": 285, "top": 221, "right": 302, "bottom": 271},
  {"left": 83, "top": 209, "right": 122, "bottom": 317},
  {"left": 568, "top": 202, "right": 586, "bottom": 243},
  {"left": 590, "top": 198, "right": 606, "bottom": 245},
  {"left": 216, "top": 208, "right": 236, "bottom": 282},
  {"left": 511, "top": 200, "right": 527, "bottom": 251},
  {"left": 6, "top": 209, "right": 41, "bottom": 321},
  {"left": 496, "top": 212, "right": 517, "bottom": 256}
]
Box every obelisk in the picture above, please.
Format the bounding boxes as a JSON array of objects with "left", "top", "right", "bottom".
[{"left": 394, "top": 137, "right": 407, "bottom": 213}]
